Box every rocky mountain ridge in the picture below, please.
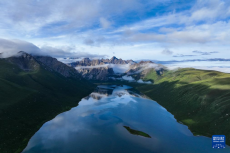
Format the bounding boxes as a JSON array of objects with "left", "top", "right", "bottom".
[
  {"left": 77, "top": 67, "right": 114, "bottom": 81},
  {"left": 5, "top": 52, "right": 165, "bottom": 82},
  {"left": 67, "top": 56, "right": 136, "bottom": 81},
  {"left": 126, "top": 60, "right": 166, "bottom": 77},
  {"left": 6, "top": 51, "right": 82, "bottom": 79},
  {"left": 34, "top": 55, "right": 82, "bottom": 78},
  {"left": 69, "top": 56, "right": 135, "bottom": 67},
  {"left": 0, "top": 51, "right": 94, "bottom": 153},
  {"left": 68, "top": 56, "right": 166, "bottom": 81},
  {"left": 6, "top": 51, "right": 40, "bottom": 71}
]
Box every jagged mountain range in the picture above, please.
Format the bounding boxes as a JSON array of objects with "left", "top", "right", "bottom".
[
  {"left": 2, "top": 52, "right": 165, "bottom": 82},
  {"left": 6, "top": 51, "right": 82, "bottom": 79},
  {"left": 67, "top": 56, "right": 166, "bottom": 81},
  {"left": 69, "top": 56, "right": 135, "bottom": 67}
]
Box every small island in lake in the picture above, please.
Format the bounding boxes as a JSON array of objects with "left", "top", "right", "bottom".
[{"left": 124, "top": 126, "right": 151, "bottom": 138}]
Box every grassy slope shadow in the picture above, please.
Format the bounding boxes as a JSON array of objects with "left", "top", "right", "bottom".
[
  {"left": 0, "top": 59, "right": 95, "bottom": 153},
  {"left": 93, "top": 68, "right": 230, "bottom": 145},
  {"left": 136, "top": 81, "right": 230, "bottom": 145}
]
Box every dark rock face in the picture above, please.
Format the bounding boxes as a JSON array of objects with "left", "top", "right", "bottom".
[
  {"left": 69, "top": 56, "right": 135, "bottom": 67},
  {"left": 77, "top": 67, "right": 114, "bottom": 81},
  {"left": 138, "top": 61, "right": 154, "bottom": 65},
  {"left": 68, "top": 56, "right": 134, "bottom": 81},
  {"left": 34, "top": 56, "right": 81, "bottom": 78},
  {"left": 5, "top": 51, "right": 82, "bottom": 79},
  {"left": 68, "top": 56, "right": 165, "bottom": 81},
  {"left": 126, "top": 61, "right": 161, "bottom": 74},
  {"left": 108, "top": 56, "right": 135, "bottom": 64},
  {"left": 6, "top": 51, "right": 40, "bottom": 71},
  {"left": 125, "top": 60, "right": 166, "bottom": 80},
  {"left": 126, "top": 61, "right": 153, "bottom": 74}
]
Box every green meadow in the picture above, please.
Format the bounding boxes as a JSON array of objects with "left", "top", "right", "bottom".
[
  {"left": 94, "top": 68, "right": 230, "bottom": 145},
  {"left": 2, "top": 56, "right": 230, "bottom": 152},
  {"left": 137, "top": 68, "right": 230, "bottom": 145}
]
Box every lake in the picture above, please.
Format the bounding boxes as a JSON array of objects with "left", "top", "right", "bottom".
[{"left": 22, "top": 85, "right": 230, "bottom": 153}]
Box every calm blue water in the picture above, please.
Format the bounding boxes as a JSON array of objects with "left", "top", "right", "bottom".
[{"left": 22, "top": 85, "right": 230, "bottom": 153}]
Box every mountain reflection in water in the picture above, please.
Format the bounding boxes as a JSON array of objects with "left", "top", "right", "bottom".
[
  {"left": 85, "top": 86, "right": 113, "bottom": 100},
  {"left": 22, "top": 85, "right": 230, "bottom": 153}
]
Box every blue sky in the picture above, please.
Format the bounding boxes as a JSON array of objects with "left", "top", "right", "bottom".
[{"left": 0, "top": 0, "right": 230, "bottom": 65}]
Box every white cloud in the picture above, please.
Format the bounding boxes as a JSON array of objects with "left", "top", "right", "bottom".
[
  {"left": 0, "top": 38, "right": 40, "bottom": 58},
  {"left": 0, "top": 0, "right": 229, "bottom": 62},
  {"left": 189, "top": 0, "right": 229, "bottom": 22},
  {"left": 75, "top": 65, "right": 108, "bottom": 69},
  {"left": 109, "top": 64, "right": 131, "bottom": 73},
  {"left": 74, "top": 64, "right": 131, "bottom": 73},
  {"left": 0, "top": 38, "right": 106, "bottom": 58},
  {"left": 128, "top": 63, "right": 165, "bottom": 75},
  {"left": 105, "top": 0, "right": 230, "bottom": 47},
  {"left": 99, "top": 18, "right": 111, "bottom": 29},
  {"left": 38, "top": 45, "right": 107, "bottom": 58},
  {"left": 137, "top": 79, "right": 152, "bottom": 84},
  {"left": 109, "top": 19, "right": 230, "bottom": 46},
  {"left": 162, "top": 49, "right": 173, "bottom": 55},
  {"left": 122, "top": 75, "right": 135, "bottom": 81},
  {"left": 84, "top": 39, "right": 94, "bottom": 45},
  {"left": 57, "top": 58, "right": 82, "bottom": 64},
  {"left": 165, "top": 61, "right": 230, "bottom": 73},
  {"left": 0, "top": 0, "right": 149, "bottom": 39}
]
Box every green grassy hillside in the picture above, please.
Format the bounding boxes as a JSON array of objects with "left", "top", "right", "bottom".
[
  {"left": 138, "top": 68, "right": 230, "bottom": 144},
  {"left": 0, "top": 58, "right": 95, "bottom": 153},
  {"left": 94, "top": 68, "right": 230, "bottom": 145}
]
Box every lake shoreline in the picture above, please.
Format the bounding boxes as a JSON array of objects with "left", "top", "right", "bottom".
[
  {"left": 92, "top": 80, "right": 230, "bottom": 146},
  {"left": 23, "top": 84, "right": 230, "bottom": 153}
]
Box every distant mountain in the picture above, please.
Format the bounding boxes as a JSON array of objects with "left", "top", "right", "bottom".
[
  {"left": 69, "top": 56, "right": 135, "bottom": 67},
  {"left": 0, "top": 51, "right": 95, "bottom": 153},
  {"left": 77, "top": 67, "right": 114, "bottom": 81},
  {"left": 109, "top": 56, "right": 134, "bottom": 64},
  {"left": 126, "top": 61, "right": 166, "bottom": 76},
  {"left": 67, "top": 56, "right": 135, "bottom": 81},
  {"left": 6, "top": 51, "right": 82, "bottom": 78},
  {"left": 68, "top": 56, "right": 166, "bottom": 81},
  {"left": 34, "top": 55, "right": 82, "bottom": 78}
]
